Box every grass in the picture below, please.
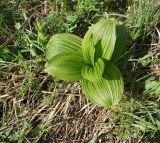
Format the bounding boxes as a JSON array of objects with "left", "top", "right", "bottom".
[{"left": 0, "top": 0, "right": 160, "bottom": 142}]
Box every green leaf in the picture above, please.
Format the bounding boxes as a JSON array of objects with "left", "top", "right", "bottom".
[
  {"left": 46, "top": 33, "right": 82, "bottom": 60},
  {"left": 82, "top": 34, "right": 95, "bottom": 65},
  {"left": 82, "top": 62, "right": 123, "bottom": 108},
  {"left": 138, "top": 51, "right": 153, "bottom": 67},
  {"left": 81, "top": 58, "right": 105, "bottom": 82},
  {"left": 82, "top": 19, "right": 116, "bottom": 65},
  {"left": 111, "top": 23, "right": 127, "bottom": 63},
  {"left": 45, "top": 51, "right": 84, "bottom": 81},
  {"left": 145, "top": 77, "right": 160, "bottom": 96}
]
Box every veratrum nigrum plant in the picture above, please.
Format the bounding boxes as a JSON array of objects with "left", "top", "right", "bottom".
[{"left": 45, "top": 18, "right": 127, "bottom": 108}]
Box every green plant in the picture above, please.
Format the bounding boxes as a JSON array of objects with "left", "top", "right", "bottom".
[
  {"left": 144, "top": 76, "right": 160, "bottom": 97},
  {"left": 35, "top": 19, "right": 48, "bottom": 45},
  {"left": 127, "top": 0, "right": 160, "bottom": 40},
  {"left": 98, "top": 99, "right": 160, "bottom": 142},
  {"left": 45, "top": 18, "right": 127, "bottom": 108}
]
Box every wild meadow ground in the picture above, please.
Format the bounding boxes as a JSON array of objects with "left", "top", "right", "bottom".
[{"left": 0, "top": 0, "right": 160, "bottom": 142}]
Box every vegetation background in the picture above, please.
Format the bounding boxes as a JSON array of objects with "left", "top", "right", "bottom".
[{"left": 0, "top": 0, "right": 160, "bottom": 142}]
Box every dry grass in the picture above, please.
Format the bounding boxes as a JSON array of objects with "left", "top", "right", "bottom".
[{"left": 0, "top": 61, "right": 118, "bottom": 143}]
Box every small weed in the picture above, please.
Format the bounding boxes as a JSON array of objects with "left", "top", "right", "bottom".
[{"left": 43, "top": 95, "right": 54, "bottom": 107}]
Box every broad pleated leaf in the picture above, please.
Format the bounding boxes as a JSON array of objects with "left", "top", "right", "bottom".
[
  {"left": 81, "top": 58, "right": 105, "bottom": 82},
  {"left": 82, "top": 34, "right": 95, "bottom": 65},
  {"left": 45, "top": 51, "right": 84, "bottom": 81},
  {"left": 46, "top": 33, "right": 82, "bottom": 60},
  {"left": 82, "top": 62, "right": 123, "bottom": 108},
  {"left": 111, "top": 24, "right": 128, "bottom": 63},
  {"left": 82, "top": 19, "right": 116, "bottom": 65}
]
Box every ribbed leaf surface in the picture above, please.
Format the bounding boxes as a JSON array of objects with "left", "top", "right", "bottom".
[
  {"left": 111, "top": 24, "right": 127, "bottom": 63},
  {"left": 46, "top": 33, "right": 82, "bottom": 60},
  {"left": 45, "top": 51, "right": 84, "bottom": 81},
  {"left": 81, "top": 58, "right": 105, "bottom": 82},
  {"left": 82, "top": 34, "right": 95, "bottom": 65},
  {"left": 82, "top": 62, "right": 123, "bottom": 108},
  {"left": 82, "top": 19, "right": 116, "bottom": 65}
]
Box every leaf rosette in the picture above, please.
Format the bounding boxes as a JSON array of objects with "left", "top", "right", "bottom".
[{"left": 45, "top": 18, "right": 127, "bottom": 108}]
